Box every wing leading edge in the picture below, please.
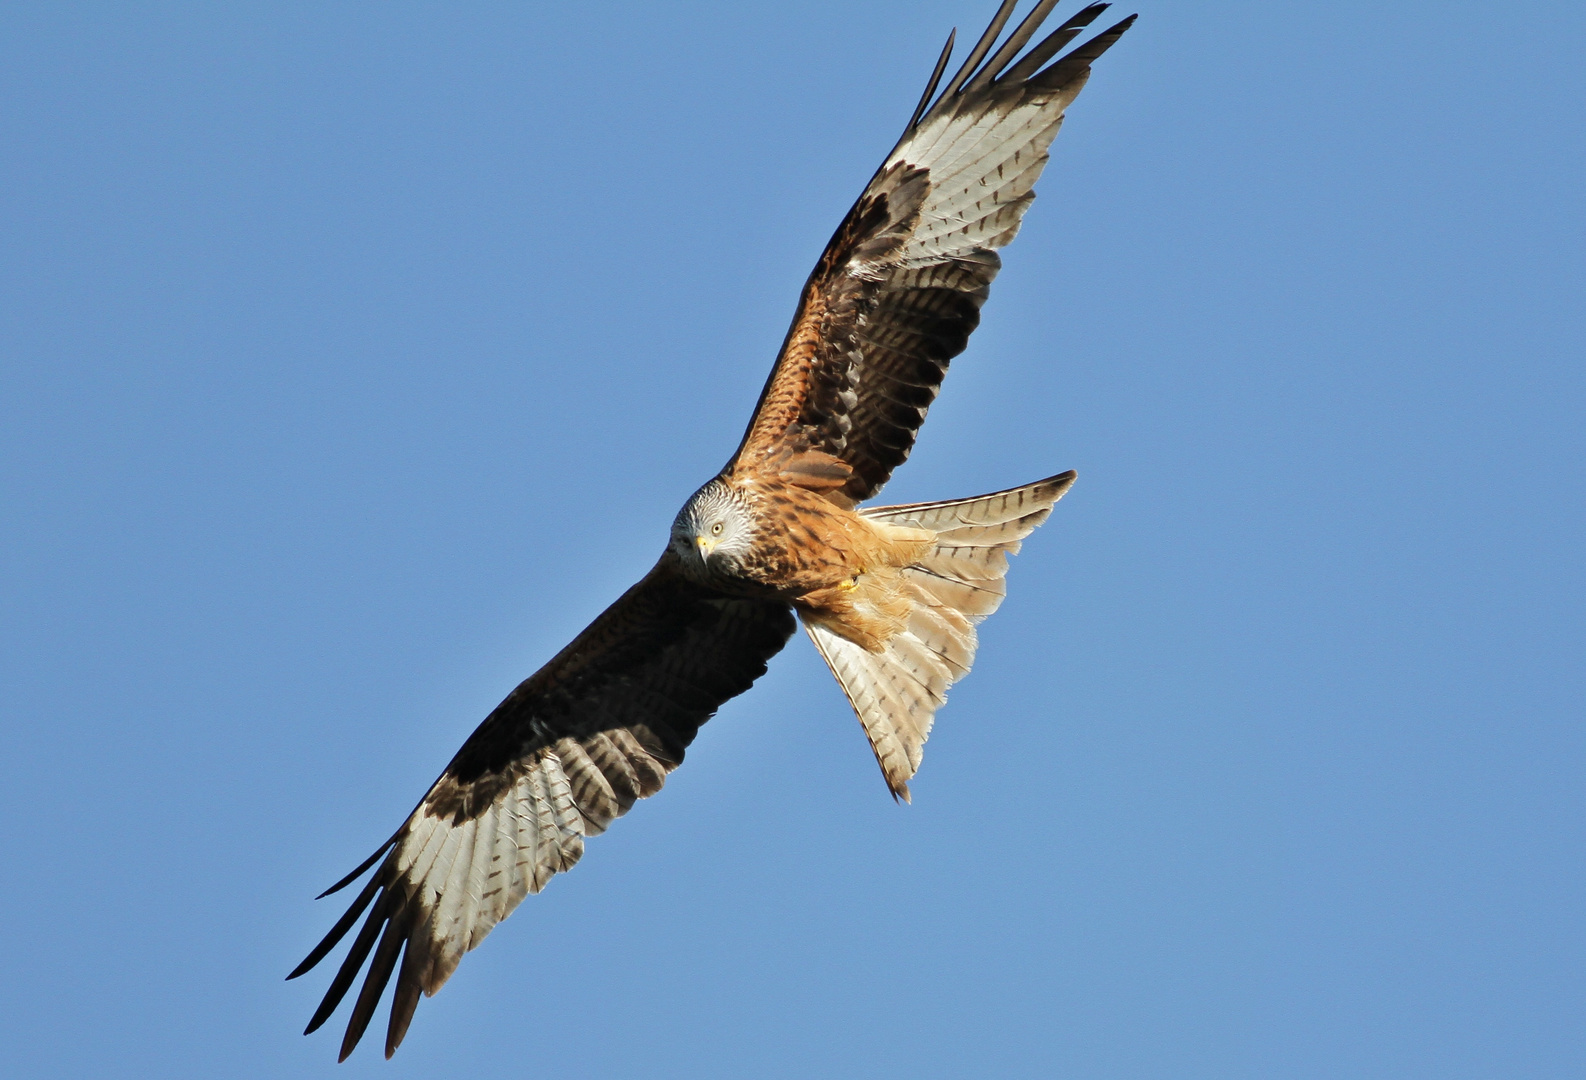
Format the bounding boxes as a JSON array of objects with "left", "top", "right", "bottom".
[
  {"left": 291, "top": 2, "right": 1133, "bottom": 1059},
  {"left": 290, "top": 561, "right": 793, "bottom": 1059},
  {"left": 728, "top": 2, "right": 1134, "bottom": 505}
]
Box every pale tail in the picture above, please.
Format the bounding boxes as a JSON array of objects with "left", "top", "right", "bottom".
[{"left": 802, "top": 471, "right": 1075, "bottom": 800}]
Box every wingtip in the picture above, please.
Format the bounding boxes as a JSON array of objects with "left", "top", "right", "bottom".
[
  {"left": 907, "top": 26, "right": 958, "bottom": 132},
  {"left": 303, "top": 990, "right": 341, "bottom": 1037},
  {"left": 1101, "top": 12, "right": 1140, "bottom": 45},
  {"left": 338, "top": 1023, "right": 362, "bottom": 1063},
  {"left": 315, "top": 833, "right": 402, "bottom": 899},
  {"left": 1030, "top": 9, "right": 1138, "bottom": 91},
  {"left": 1045, "top": 470, "right": 1078, "bottom": 501}
]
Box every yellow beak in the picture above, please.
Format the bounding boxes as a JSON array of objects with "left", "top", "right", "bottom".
[{"left": 695, "top": 535, "right": 716, "bottom": 558}]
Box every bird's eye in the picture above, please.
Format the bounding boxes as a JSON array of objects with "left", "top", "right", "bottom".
[{"left": 710, "top": 521, "right": 724, "bottom": 536}]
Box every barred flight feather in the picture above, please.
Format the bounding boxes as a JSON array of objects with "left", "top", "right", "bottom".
[
  {"left": 730, "top": 3, "right": 1131, "bottom": 503},
  {"left": 292, "top": 565, "right": 793, "bottom": 1059},
  {"left": 294, "top": 0, "right": 1129, "bottom": 1058}
]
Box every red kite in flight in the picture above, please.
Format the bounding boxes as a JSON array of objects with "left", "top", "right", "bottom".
[{"left": 292, "top": 0, "right": 1133, "bottom": 1059}]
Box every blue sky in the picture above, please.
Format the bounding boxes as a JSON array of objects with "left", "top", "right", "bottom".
[{"left": 2, "top": 2, "right": 1582, "bottom": 1077}]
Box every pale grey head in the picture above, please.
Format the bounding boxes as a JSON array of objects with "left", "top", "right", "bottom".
[{"left": 670, "top": 478, "right": 755, "bottom": 578}]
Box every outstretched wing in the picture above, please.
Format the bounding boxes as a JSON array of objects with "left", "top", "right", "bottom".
[
  {"left": 289, "top": 558, "right": 794, "bottom": 1060},
  {"left": 728, "top": 2, "right": 1134, "bottom": 505}
]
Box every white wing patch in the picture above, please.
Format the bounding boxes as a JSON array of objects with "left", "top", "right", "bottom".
[
  {"left": 889, "top": 76, "right": 1089, "bottom": 268},
  {"left": 394, "top": 751, "right": 586, "bottom": 994}
]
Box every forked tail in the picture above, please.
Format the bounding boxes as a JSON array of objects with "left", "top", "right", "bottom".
[{"left": 802, "top": 471, "right": 1075, "bottom": 800}]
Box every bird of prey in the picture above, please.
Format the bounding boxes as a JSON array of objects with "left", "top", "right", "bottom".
[{"left": 291, "top": 1, "right": 1133, "bottom": 1060}]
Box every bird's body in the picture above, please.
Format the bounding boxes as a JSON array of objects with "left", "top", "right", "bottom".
[
  {"left": 291, "top": 1, "right": 1134, "bottom": 1060},
  {"left": 675, "top": 472, "right": 934, "bottom": 641}
]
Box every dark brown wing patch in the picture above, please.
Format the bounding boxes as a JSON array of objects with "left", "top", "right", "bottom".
[
  {"left": 290, "top": 559, "right": 794, "bottom": 1059},
  {"left": 727, "top": 4, "right": 1134, "bottom": 505}
]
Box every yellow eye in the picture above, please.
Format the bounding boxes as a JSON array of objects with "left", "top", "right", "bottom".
[{"left": 710, "top": 521, "right": 724, "bottom": 536}]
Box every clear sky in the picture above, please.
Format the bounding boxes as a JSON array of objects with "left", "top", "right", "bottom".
[{"left": 2, "top": 2, "right": 1582, "bottom": 1077}]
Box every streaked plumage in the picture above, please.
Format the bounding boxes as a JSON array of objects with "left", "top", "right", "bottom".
[{"left": 291, "top": 1, "right": 1133, "bottom": 1060}]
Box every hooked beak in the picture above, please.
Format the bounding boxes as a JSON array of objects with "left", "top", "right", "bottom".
[{"left": 694, "top": 535, "right": 717, "bottom": 559}]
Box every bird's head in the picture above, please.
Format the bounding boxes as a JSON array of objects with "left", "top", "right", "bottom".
[{"left": 671, "top": 478, "right": 753, "bottom": 576}]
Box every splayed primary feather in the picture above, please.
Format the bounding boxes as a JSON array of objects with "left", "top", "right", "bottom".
[{"left": 292, "top": 2, "right": 1131, "bottom": 1059}]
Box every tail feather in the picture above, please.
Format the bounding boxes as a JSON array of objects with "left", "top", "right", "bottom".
[
  {"left": 805, "top": 471, "right": 1075, "bottom": 799},
  {"left": 935, "top": 512, "right": 1049, "bottom": 547},
  {"left": 863, "top": 472, "right": 1074, "bottom": 531},
  {"left": 905, "top": 565, "right": 1006, "bottom": 618},
  {"left": 805, "top": 625, "right": 928, "bottom": 794}
]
